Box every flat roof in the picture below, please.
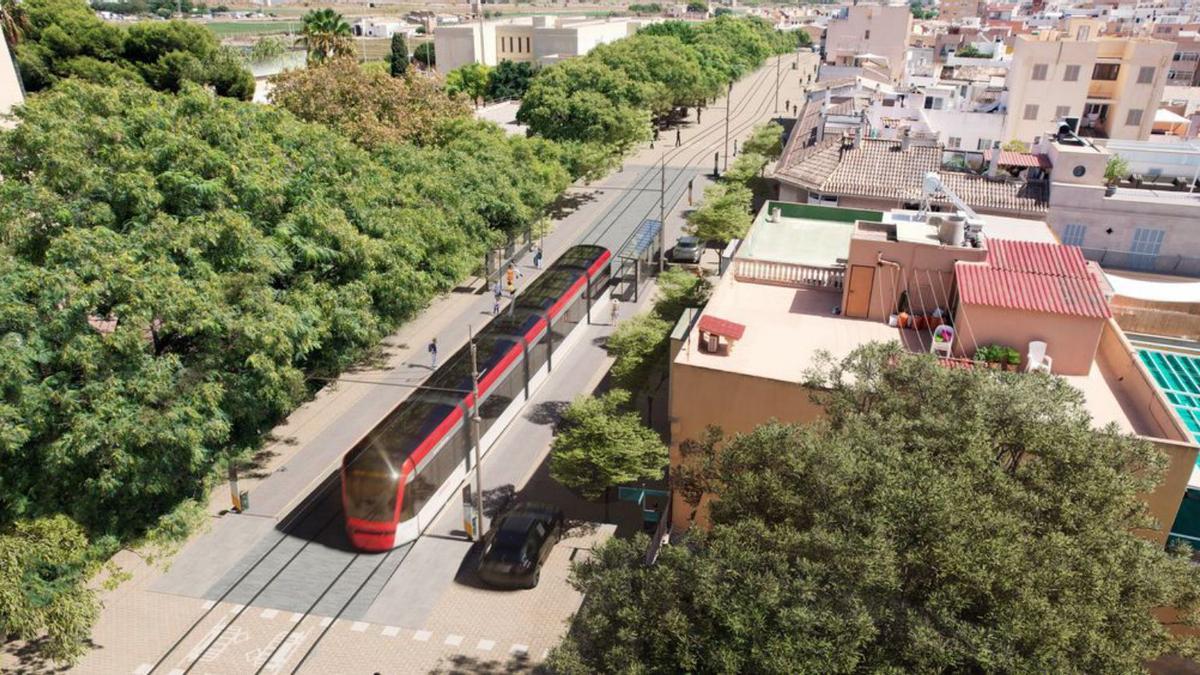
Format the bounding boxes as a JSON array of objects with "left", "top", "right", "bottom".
[{"left": 738, "top": 202, "right": 883, "bottom": 268}]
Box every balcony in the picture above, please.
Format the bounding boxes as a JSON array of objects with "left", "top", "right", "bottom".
[{"left": 732, "top": 258, "right": 845, "bottom": 290}]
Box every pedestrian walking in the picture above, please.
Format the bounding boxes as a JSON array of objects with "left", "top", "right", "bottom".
[
  {"left": 653, "top": 127, "right": 660, "bottom": 143},
  {"left": 610, "top": 299, "right": 620, "bottom": 325},
  {"left": 533, "top": 246, "right": 543, "bottom": 269},
  {"left": 427, "top": 337, "right": 438, "bottom": 369},
  {"left": 675, "top": 128, "right": 682, "bottom": 147},
  {"left": 493, "top": 279, "right": 503, "bottom": 302},
  {"left": 492, "top": 298, "right": 501, "bottom": 315},
  {"left": 504, "top": 262, "right": 523, "bottom": 293}
]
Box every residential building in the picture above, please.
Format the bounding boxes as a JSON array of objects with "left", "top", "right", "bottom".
[
  {"left": 823, "top": 3, "right": 914, "bottom": 82},
  {"left": 667, "top": 200, "right": 1198, "bottom": 547},
  {"left": 1003, "top": 32, "right": 1174, "bottom": 143},
  {"left": 1046, "top": 136, "right": 1200, "bottom": 275},
  {"left": 941, "top": 0, "right": 988, "bottom": 24},
  {"left": 434, "top": 15, "right": 645, "bottom": 71},
  {"left": 351, "top": 18, "right": 420, "bottom": 39},
  {"left": 1, "top": 34, "right": 23, "bottom": 127},
  {"left": 1166, "top": 30, "right": 1200, "bottom": 86}
]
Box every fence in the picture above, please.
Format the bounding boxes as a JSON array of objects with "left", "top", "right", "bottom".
[{"left": 732, "top": 258, "right": 845, "bottom": 289}]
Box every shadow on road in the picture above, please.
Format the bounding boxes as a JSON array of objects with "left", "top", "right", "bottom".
[{"left": 272, "top": 470, "right": 359, "bottom": 553}]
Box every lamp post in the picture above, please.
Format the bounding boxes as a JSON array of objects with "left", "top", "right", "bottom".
[
  {"left": 724, "top": 80, "right": 732, "bottom": 171},
  {"left": 468, "top": 326, "right": 485, "bottom": 541}
]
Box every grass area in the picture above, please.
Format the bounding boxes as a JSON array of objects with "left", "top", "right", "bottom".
[{"left": 205, "top": 20, "right": 299, "bottom": 37}]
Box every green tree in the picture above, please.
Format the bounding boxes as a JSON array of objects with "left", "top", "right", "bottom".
[
  {"left": 445, "top": 62, "right": 491, "bottom": 107},
  {"left": 486, "top": 58, "right": 535, "bottom": 100},
  {"left": 686, "top": 0, "right": 708, "bottom": 13},
  {"left": 553, "top": 344, "right": 1200, "bottom": 673},
  {"left": 549, "top": 390, "right": 667, "bottom": 501},
  {"left": 1002, "top": 138, "right": 1030, "bottom": 152},
  {"left": 387, "top": 32, "right": 408, "bottom": 77},
  {"left": 741, "top": 121, "right": 784, "bottom": 159},
  {"left": 412, "top": 41, "right": 434, "bottom": 68},
  {"left": 270, "top": 56, "right": 469, "bottom": 148},
  {"left": 0, "top": 516, "right": 103, "bottom": 665},
  {"left": 652, "top": 266, "right": 710, "bottom": 322},
  {"left": 685, "top": 181, "right": 752, "bottom": 242},
  {"left": 517, "top": 59, "right": 651, "bottom": 152},
  {"left": 606, "top": 314, "right": 672, "bottom": 393},
  {"left": 298, "top": 7, "right": 352, "bottom": 64}
]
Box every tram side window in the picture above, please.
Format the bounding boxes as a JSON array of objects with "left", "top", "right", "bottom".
[
  {"left": 527, "top": 324, "right": 549, "bottom": 376},
  {"left": 478, "top": 357, "right": 524, "bottom": 437},
  {"left": 551, "top": 286, "right": 586, "bottom": 347},
  {"left": 401, "top": 423, "right": 469, "bottom": 520},
  {"left": 589, "top": 264, "right": 611, "bottom": 299}
]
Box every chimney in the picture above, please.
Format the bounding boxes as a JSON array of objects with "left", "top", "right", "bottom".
[
  {"left": 824, "top": 87, "right": 832, "bottom": 112},
  {"left": 852, "top": 121, "right": 863, "bottom": 149},
  {"left": 900, "top": 128, "right": 911, "bottom": 151},
  {"left": 987, "top": 140, "right": 1001, "bottom": 179}
]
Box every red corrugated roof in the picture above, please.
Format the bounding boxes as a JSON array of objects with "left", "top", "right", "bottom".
[
  {"left": 982, "top": 150, "right": 1052, "bottom": 169},
  {"left": 985, "top": 238, "right": 1089, "bottom": 278},
  {"left": 698, "top": 314, "right": 746, "bottom": 340},
  {"left": 956, "top": 239, "right": 1111, "bottom": 319}
]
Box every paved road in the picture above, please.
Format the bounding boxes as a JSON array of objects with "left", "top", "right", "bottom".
[{"left": 48, "top": 56, "right": 813, "bottom": 675}]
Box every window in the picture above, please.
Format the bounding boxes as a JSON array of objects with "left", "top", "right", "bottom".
[
  {"left": 1075, "top": 25, "right": 1090, "bottom": 41},
  {"left": 923, "top": 96, "right": 944, "bottom": 110},
  {"left": 1055, "top": 105, "right": 1071, "bottom": 120},
  {"left": 976, "top": 138, "right": 993, "bottom": 150},
  {"left": 1023, "top": 104, "right": 1039, "bottom": 121},
  {"left": 1130, "top": 228, "right": 1165, "bottom": 271},
  {"left": 1061, "top": 224, "right": 1087, "bottom": 247},
  {"left": 865, "top": 30, "right": 871, "bottom": 39},
  {"left": 1092, "top": 63, "right": 1120, "bottom": 80},
  {"left": 1063, "top": 64, "right": 1081, "bottom": 81},
  {"left": 947, "top": 136, "right": 962, "bottom": 148},
  {"left": 1126, "top": 108, "right": 1143, "bottom": 126},
  {"left": 1032, "top": 63, "right": 1048, "bottom": 80},
  {"left": 1137, "top": 65, "right": 1155, "bottom": 84}
]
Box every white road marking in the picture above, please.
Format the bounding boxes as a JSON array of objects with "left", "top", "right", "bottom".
[
  {"left": 413, "top": 630, "right": 432, "bottom": 642},
  {"left": 263, "top": 630, "right": 309, "bottom": 674},
  {"left": 259, "top": 608, "right": 278, "bottom": 620},
  {"left": 444, "top": 634, "right": 463, "bottom": 647},
  {"left": 382, "top": 625, "right": 400, "bottom": 637},
  {"left": 132, "top": 665, "right": 152, "bottom": 675},
  {"left": 167, "top": 669, "right": 185, "bottom": 675},
  {"left": 477, "top": 639, "right": 495, "bottom": 651},
  {"left": 289, "top": 612, "right": 304, "bottom": 623},
  {"left": 199, "top": 626, "right": 249, "bottom": 663},
  {"left": 230, "top": 604, "right": 244, "bottom": 613},
  {"left": 201, "top": 600, "right": 216, "bottom": 610},
  {"left": 510, "top": 644, "right": 529, "bottom": 656},
  {"left": 350, "top": 621, "right": 369, "bottom": 632},
  {"left": 183, "top": 620, "right": 227, "bottom": 663},
  {"left": 246, "top": 631, "right": 288, "bottom": 668},
  {"left": 318, "top": 617, "right": 333, "bottom": 628}
]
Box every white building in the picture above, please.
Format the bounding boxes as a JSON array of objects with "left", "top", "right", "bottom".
[
  {"left": 434, "top": 15, "right": 648, "bottom": 72},
  {"left": 352, "top": 18, "right": 420, "bottom": 39},
  {"left": 1, "top": 36, "right": 23, "bottom": 128}
]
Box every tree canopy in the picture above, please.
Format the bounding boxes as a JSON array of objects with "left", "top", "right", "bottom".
[
  {"left": 550, "top": 343, "right": 1200, "bottom": 673},
  {"left": 388, "top": 33, "right": 408, "bottom": 77},
  {"left": 270, "top": 57, "right": 469, "bottom": 148},
  {"left": 412, "top": 41, "right": 434, "bottom": 68},
  {"left": 445, "top": 62, "right": 491, "bottom": 107},
  {"left": 11, "top": 0, "right": 252, "bottom": 98},
  {"left": 486, "top": 59, "right": 536, "bottom": 101},
  {"left": 549, "top": 390, "right": 667, "bottom": 501},
  {"left": 298, "top": 8, "right": 352, "bottom": 64}
]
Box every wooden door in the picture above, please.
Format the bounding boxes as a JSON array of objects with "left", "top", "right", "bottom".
[{"left": 845, "top": 265, "right": 874, "bottom": 319}]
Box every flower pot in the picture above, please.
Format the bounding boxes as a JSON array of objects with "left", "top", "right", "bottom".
[{"left": 897, "top": 312, "right": 910, "bottom": 329}]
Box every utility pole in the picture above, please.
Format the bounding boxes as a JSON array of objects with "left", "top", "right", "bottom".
[
  {"left": 724, "top": 80, "right": 732, "bottom": 171},
  {"left": 775, "top": 54, "right": 780, "bottom": 114},
  {"left": 468, "top": 326, "right": 485, "bottom": 541},
  {"left": 659, "top": 152, "right": 666, "bottom": 274}
]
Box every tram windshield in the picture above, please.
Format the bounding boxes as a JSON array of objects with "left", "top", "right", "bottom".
[{"left": 344, "top": 453, "right": 399, "bottom": 522}]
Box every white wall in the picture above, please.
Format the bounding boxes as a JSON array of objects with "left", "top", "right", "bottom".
[
  {"left": 0, "top": 35, "right": 24, "bottom": 127},
  {"left": 922, "top": 109, "right": 1006, "bottom": 149}
]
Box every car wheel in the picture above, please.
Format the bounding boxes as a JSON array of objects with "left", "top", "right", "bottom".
[{"left": 528, "top": 568, "right": 540, "bottom": 589}]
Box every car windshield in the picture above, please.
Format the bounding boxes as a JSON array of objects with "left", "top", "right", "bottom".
[
  {"left": 486, "top": 516, "right": 536, "bottom": 563},
  {"left": 677, "top": 238, "right": 699, "bottom": 248}
]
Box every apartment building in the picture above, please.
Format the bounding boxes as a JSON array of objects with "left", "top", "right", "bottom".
[
  {"left": 667, "top": 200, "right": 1198, "bottom": 546},
  {"left": 940, "top": 0, "right": 988, "bottom": 24},
  {"left": 823, "top": 3, "right": 914, "bottom": 82},
  {"left": 1003, "top": 32, "right": 1174, "bottom": 143},
  {"left": 1166, "top": 30, "right": 1200, "bottom": 86},
  {"left": 434, "top": 15, "right": 643, "bottom": 71},
  {"left": 1, "top": 34, "right": 22, "bottom": 127},
  {"left": 1046, "top": 136, "right": 1200, "bottom": 275}
]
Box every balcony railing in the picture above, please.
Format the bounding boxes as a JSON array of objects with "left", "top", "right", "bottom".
[{"left": 732, "top": 258, "right": 845, "bottom": 289}]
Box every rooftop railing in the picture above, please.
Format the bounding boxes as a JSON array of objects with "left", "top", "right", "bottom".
[{"left": 732, "top": 257, "right": 845, "bottom": 290}]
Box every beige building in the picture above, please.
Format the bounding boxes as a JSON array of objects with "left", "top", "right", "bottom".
[
  {"left": 939, "top": 0, "right": 986, "bottom": 24},
  {"left": 667, "top": 200, "right": 1198, "bottom": 547},
  {"left": 823, "top": 4, "right": 914, "bottom": 82},
  {"left": 1003, "top": 32, "right": 1174, "bottom": 144},
  {"left": 434, "top": 15, "right": 643, "bottom": 72},
  {"left": 1046, "top": 137, "right": 1200, "bottom": 275},
  {"left": 1, "top": 35, "right": 23, "bottom": 127}
]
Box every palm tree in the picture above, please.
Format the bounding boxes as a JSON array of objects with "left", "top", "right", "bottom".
[
  {"left": 298, "top": 8, "right": 353, "bottom": 65},
  {"left": 1, "top": 0, "right": 30, "bottom": 48}
]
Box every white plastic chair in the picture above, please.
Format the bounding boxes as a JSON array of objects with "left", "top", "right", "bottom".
[
  {"left": 1026, "top": 340, "right": 1053, "bottom": 373},
  {"left": 930, "top": 324, "right": 954, "bottom": 358}
]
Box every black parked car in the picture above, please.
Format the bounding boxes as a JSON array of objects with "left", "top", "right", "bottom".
[
  {"left": 671, "top": 236, "right": 703, "bottom": 264},
  {"left": 477, "top": 503, "right": 564, "bottom": 589}
]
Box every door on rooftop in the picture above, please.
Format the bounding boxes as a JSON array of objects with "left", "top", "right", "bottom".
[{"left": 845, "top": 265, "right": 875, "bottom": 318}]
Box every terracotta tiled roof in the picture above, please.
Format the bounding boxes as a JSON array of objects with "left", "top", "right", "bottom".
[
  {"left": 955, "top": 239, "right": 1112, "bottom": 319},
  {"left": 776, "top": 137, "right": 1049, "bottom": 217},
  {"left": 698, "top": 315, "right": 746, "bottom": 340}
]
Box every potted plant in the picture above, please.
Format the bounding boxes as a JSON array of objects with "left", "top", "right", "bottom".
[
  {"left": 1104, "top": 155, "right": 1130, "bottom": 196},
  {"left": 1004, "top": 346, "right": 1021, "bottom": 372},
  {"left": 974, "top": 345, "right": 999, "bottom": 368}
]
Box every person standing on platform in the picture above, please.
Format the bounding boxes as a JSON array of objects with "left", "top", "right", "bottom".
[{"left": 428, "top": 338, "right": 438, "bottom": 369}]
